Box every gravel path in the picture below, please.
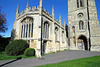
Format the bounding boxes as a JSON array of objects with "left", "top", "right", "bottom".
[{"left": 0, "top": 50, "right": 100, "bottom": 67}]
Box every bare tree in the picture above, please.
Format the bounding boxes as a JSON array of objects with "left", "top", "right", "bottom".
[{"left": 0, "top": 7, "right": 8, "bottom": 33}]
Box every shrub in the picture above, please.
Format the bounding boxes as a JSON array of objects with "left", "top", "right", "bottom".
[
  {"left": 24, "top": 48, "right": 35, "bottom": 57},
  {"left": 5, "top": 39, "right": 29, "bottom": 56}
]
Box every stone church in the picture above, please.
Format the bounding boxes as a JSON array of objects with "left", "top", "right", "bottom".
[
  {"left": 12, "top": 0, "right": 68, "bottom": 57},
  {"left": 12, "top": 0, "right": 100, "bottom": 57}
]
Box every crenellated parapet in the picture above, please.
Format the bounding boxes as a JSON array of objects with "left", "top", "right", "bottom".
[
  {"left": 42, "top": 8, "right": 65, "bottom": 28},
  {"left": 44, "top": 9, "right": 47, "bottom": 13},
  {"left": 32, "top": 6, "right": 36, "bottom": 10},
  {"left": 16, "top": 1, "right": 65, "bottom": 28}
]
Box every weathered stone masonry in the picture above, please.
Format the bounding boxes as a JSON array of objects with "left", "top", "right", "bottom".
[
  {"left": 12, "top": 0, "right": 68, "bottom": 57},
  {"left": 12, "top": 0, "right": 100, "bottom": 57},
  {"left": 68, "top": 0, "right": 100, "bottom": 51}
]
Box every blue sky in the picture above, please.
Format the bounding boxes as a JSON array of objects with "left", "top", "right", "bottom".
[{"left": 0, "top": 0, "right": 100, "bottom": 37}]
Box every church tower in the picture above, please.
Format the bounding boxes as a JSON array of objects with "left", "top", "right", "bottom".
[{"left": 68, "top": 0, "right": 100, "bottom": 51}]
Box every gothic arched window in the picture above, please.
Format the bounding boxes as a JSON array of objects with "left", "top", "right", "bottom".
[
  {"left": 79, "top": 21, "right": 84, "bottom": 30},
  {"left": 44, "top": 22, "right": 49, "bottom": 39},
  {"left": 73, "top": 36, "right": 75, "bottom": 44},
  {"left": 21, "top": 17, "right": 33, "bottom": 38},
  {"left": 77, "top": 0, "right": 84, "bottom": 8},
  {"left": 80, "top": 0, "right": 84, "bottom": 7},
  {"left": 55, "top": 27, "right": 58, "bottom": 41},
  {"left": 31, "top": 23, "right": 33, "bottom": 37},
  {"left": 72, "top": 26, "right": 75, "bottom": 33},
  {"left": 62, "top": 31, "right": 64, "bottom": 42},
  {"left": 77, "top": 0, "right": 79, "bottom": 8}
]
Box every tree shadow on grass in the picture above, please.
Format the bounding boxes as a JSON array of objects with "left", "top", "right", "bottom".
[{"left": 0, "top": 57, "right": 22, "bottom": 67}]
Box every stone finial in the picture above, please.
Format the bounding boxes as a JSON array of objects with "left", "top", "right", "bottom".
[
  {"left": 20, "top": 11, "right": 23, "bottom": 15},
  {"left": 52, "top": 6, "right": 54, "bottom": 17},
  {"left": 39, "top": 0, "right": 42, "bottom": 15},
  {"left": 16, "top": 4, "right": 19, "bottom": 14},
  {"left": 39, "top": 0, "right": 42, "bottom": 8},
  {"left": 59, "top": 14, "right": 61, "bottom": 24},
  {"left": 64, "top": 20, "right": 66, "bottom": 27},
  {"left": 16, "top": 4, "right": 19, "bottom": 19},
  {"left": 26, "top": 1, "right": 29, "bottom": 8},
  {"left": 37, "top": 6, "right": 40, "bottom": 9}
]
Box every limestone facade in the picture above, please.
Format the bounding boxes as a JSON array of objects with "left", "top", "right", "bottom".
[
  {"left": 68, "top": 0, "right": 100, "bottom": 51},
  {"left": 12, "top": 0, "right": 100, "bottom": 57},
  {"left": 12, "top": 0, "right": 68, "bottom": 57}
]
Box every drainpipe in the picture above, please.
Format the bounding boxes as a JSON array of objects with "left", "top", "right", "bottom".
[
  {"left": 87, "top": 0, "right": 91, "bottom": 51},
  {"left": 41, "top": 17, "right": 43, "bottom": 55}
]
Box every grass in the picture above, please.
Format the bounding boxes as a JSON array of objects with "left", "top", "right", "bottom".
[
  {"left": 0, "top": 52, "right": 35, "bottom": 60},
  {"left": 57, "top": 50, "right": 61, "bottom": 52},
  {"left": 41, "top": 52, "right": 55, "bottom": 56},
  {"left": 0, "top": 49, "right": 68, "bottom": 60},
  {"left": 64, "top": 49, "right": 68, "bottom": 51},
  {"left": 49, "top": 52, "right": 55, "bottom": 54},
  {"left": 36, "top": 56, "right": 100, "bottom": 67}
]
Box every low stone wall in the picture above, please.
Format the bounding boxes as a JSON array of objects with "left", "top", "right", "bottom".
[
  {"left": 91, "top": 36, "right": 100, "bottom": 51},
  {"left": 91, "top": 45, "right": 100, "bottom": 51}
]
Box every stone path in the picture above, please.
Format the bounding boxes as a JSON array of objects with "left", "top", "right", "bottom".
[{"left": 0, "top": 50, "right": 100, "bottom": 67}]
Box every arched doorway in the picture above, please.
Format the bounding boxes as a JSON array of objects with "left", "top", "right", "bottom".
[
  {"left": 42, "top": 41, "right": 47, "bottom": 54},
  {"left": 77, "top": 35, "right": 88, "bottom": 50}
]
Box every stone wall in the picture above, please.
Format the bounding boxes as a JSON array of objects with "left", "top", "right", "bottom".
[{"left": 91, "top": 36, "right": 100, "bottom": 51}]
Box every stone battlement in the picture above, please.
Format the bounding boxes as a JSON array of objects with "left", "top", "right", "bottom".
[{"left": 16, "top": 1, "right": 65, "bottom": 28}]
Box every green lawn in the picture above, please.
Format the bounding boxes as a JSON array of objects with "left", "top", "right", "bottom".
[
  {"left": 36, "top": 56, "right": 100, "bottom": 67},
  {"left": 0, "top": 52, "right": 35, "bottom": 60}
]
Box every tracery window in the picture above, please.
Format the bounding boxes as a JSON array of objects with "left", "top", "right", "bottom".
[
  {"left": 77, "top": 0, "right": 84, "bottom": 8},
  {"left": 62, "top": 31, "right": 64, "bottom": 42},
  {"left": 21, "top": 17, "right": 33, "bottom": 38},
  {"left": 80, "top": 0, "right": 84, "bottom": 7},
  {"left": 43, "top": 22, "right": 49, "bottom": 39},
  {"left": 77, "top": 0, "right": 79, "bottom": 8},
  {"left": 77, "top": 13, "right": 84, "bottom": 18},
  {"left": 73, "top": 36, "right": 75, "bottom": 44},
  {"left": 79, "top": 21, "right": 84, "bottom": 30},
  {"left": 72, "top": 26, "right": 75, "bottom": 33}
]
